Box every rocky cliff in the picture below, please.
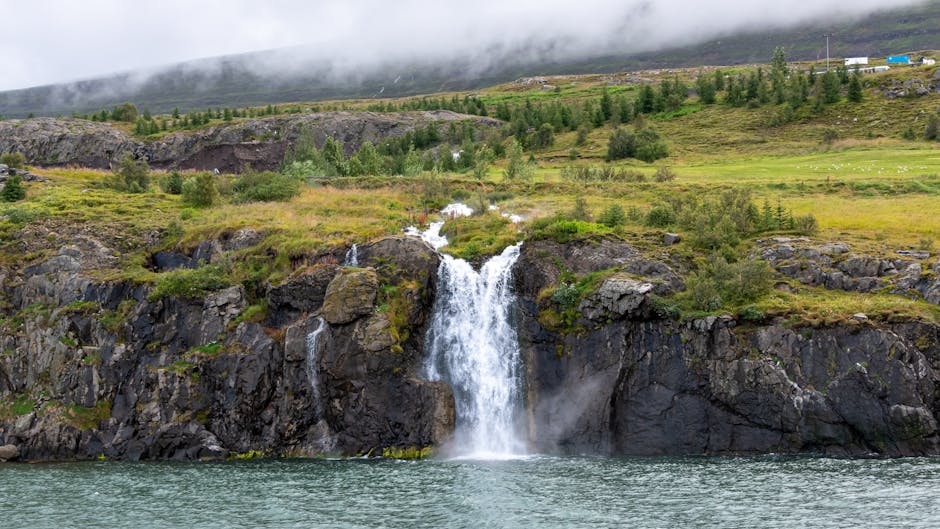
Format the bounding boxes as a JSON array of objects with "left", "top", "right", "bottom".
[
  {"left": 514, "top": 238, "right": 940, "bottom": 457},
  {"left": 2, "top": 231, "right": 939, "bottom": 461},
  {"left": 0, "top": 233, "right": 453, "bottom": 460},
  {"left": 0, "top": 111, "right": 500, "bottom": 173}
]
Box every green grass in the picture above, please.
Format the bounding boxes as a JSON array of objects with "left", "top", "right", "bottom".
[{"left": 2, "top": 61, "right": 940, "bottom": 327}]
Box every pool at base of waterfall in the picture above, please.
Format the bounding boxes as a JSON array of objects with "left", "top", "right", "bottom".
[{"left": 4, "top": 456, "right": 940, "bottom": 528}]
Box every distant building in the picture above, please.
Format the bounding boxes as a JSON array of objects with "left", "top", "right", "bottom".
[
  {"left": 855, "top": 65, "right": 891, "bottom": 74},
  {"left": 845, "top": 57, "right": 869, "bottom": 66},
  {"left": 920, "top": 57, "right": 936, "bottom": 66},
  {"left": 886, "top": 55, "right": 911, "bottom": 65}
]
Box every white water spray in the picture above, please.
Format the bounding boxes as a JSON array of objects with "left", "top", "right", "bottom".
[
  {"left": 425, "top": 243, "right": 526, "bottom": 457},
  {"left": 343, "top": 244, "right": 359, "bottom": 267},
  {"left": 405, "top": 203, "right": 528, "bottom": 457},
  {"left": 305, "top": 317, "right": 328, "bottom": 417}
]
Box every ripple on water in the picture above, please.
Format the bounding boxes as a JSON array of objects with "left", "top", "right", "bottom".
[{"left": 3, "top": 456, "right": 940, "bottom": 529}]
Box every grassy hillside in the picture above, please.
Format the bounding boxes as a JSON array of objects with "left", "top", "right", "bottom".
[
  {"left": 3, "top": 55, "right": 940, "bottom": 327},
  {"left": 2, "top": 1, "right": 940, "bottom": 117}
]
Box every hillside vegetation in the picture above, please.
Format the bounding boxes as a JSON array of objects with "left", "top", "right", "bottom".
[{"left": 3, "top": 50, "right": 940, "bottom": 326}]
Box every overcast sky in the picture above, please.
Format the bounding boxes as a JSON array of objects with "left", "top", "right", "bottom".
[{"left": 0, "top": 0, "right": 929, "bottom": 91}]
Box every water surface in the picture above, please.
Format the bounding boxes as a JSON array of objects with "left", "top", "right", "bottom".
[{"left": 3, "top": 456, "right": 939, "bottom": 528}]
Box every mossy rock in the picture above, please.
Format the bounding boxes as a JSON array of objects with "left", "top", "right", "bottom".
[{"left": 322, "top": 268, "right": 379, "bottom": 325}]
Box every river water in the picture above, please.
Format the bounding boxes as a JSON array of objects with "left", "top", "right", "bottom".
[{"left": 3, "top": 456, "right": 940, "bottom": 528}]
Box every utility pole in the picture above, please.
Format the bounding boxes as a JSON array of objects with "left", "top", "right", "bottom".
[{"left": 824, "top": 33, "right": 833, "bottom": 71}]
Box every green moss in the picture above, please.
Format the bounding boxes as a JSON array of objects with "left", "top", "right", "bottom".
[
  {"left": 382, "top": 446, "right": 432, "bottom": 460},
  {"left": 185, "top": 342, "right": 224, "bottom": 360},
  {"left": 61, "top": 301, "right": 99, "bottom": 314},
  {"left": 231, "top": 303, "right": 267, "bottom": 326},
  {"left": 81, "top": 353, "right": 102, "bottom": 366},
  {"left": 148, "top": 265, "right": 231, "bottom": 301},
  {"left": 62, "top": 401, "right": 111, "bottom": 430},
  {"left": 230, "top": 449, "right": 266, "bottom": 460},
  {"left": 166, "top": 359, "right": 196, "bottom": 375}
]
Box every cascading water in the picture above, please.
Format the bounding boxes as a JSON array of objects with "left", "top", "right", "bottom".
[
  {"left": 305, "top": 317, "right": 328, "bottom": 417},
  {"left": 343, "top": 244, "right": 358, "bottom": 267},
  {"left": 422, "top": 238, "right": 527, "bottom": 457}
]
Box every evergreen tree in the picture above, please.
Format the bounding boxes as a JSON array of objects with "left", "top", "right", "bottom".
[
  {"left": 1, "top": 174, "right": 26, "bottom": 202},
  {"left": 714, "top": 69, "right": 725, "bottom": 91},
  {"left": 847, "top": 74, "right": 863, "bottom": 103},
  {"left": 600, "top": 89, "right": 612, "bottom": 121},
  {"left": 821, "top": 70, "right": 841, "bottom": 104},
  {"left": 696, "top": 74, "right": 716, "bottom": 104},
  {"left": 770, "top": 47, "right": 789, "bottom": 79},
  {"left": 532, "top": 123, "right": 555, "bottom": 149},
  {"left": 637, "top": 84, "right": 656, "bottom": 114},
  {"left": 725, "top": 76, "right": 745, "bottom": 106}
]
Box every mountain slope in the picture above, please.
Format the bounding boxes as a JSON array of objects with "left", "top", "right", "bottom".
[{"left": 1, "top": 1, "right": 939, "bottom": 117}]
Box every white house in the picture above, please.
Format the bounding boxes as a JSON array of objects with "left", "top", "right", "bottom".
[
  {"left": 845, "top": 57, "right": 869, "bottom": 66},
  {"left": 921, "top": 57, "right": 936, "bottom": 66}
]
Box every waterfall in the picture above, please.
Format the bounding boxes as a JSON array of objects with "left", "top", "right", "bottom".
[
  {"left": 424, "top": 243, "right": 526, "bottom": 457},
  {"left": 305, "top": 317, "right": 327, "bottom": 417},
  {"left": 343, "top": 244, "right": 358, "bottom": 267}
]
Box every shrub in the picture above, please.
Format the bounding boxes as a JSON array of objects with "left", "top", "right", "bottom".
[
  {"left": 1, "top": 152, "right": 25, "bottom": 169},
  {"left": 1, "top": 174, "right": 26, "bottom": 202},
  {"left": 148, "top": 265, "right": 231, "bottom": 301},
  {"left": 160, "top": 171, "right": 184, "bottom": 194},
  {"left": 570, "top": 197, "right": 590, "bottom": 221},
  {"left": 925, "top": 114, "right": 940, "bottom": 141},
  {"left": 793, "top": 214, "right": 818, "bottom": 235},
  {"left": 738, "top": 305, "right": 765, "bottom": 323},
  {"left": 686, "top": 253, "right": 773, "bottom": 311},
  {"left": 105, "top": 153, "right": 150, "bottom": 193},
  {"left": 232, "top": 171, "right": 301, "bottom": 203},
  {"left": 635, "top": 127, "right": 669, "bottom": 162},
  {"left": 182, "top": 172, "right": 218, "bottom": 207},
  {"left": 560, "top": 165, "right": 645, "bottom": 183},
  {"left": 550, "top": 283, "right": 580, "bottom": 309},
  {"left": 606, "top": 127, "right": 636, "bottom": 161},
  {"left": 528, "top": 217, "right": 610, "bottom": 243},
  {"left": 575, "top": 124, "right": 590, "bottom": 146},
  {"left": 503, "top": 139, "right": 533, "bottom": 181},
  {"left": 598, "top": 204, "right": 626, "bottom": 228},
  {"left": 654, "top": 166, "right": 676, "bottom": 182},
  {"left": 821, "top": 128, "right": 839, "bottom": 145},
  {"left": 645, "top": 205, "right": 676, "bottom": 228}
]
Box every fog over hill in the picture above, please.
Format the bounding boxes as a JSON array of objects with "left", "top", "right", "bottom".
[{"left": 0, "top": 0, "right": 936, "bottom": 117}]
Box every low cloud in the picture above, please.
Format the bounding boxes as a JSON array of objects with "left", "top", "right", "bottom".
[{"left": 0, "top": 0, "right": 928, "bottom": 91}]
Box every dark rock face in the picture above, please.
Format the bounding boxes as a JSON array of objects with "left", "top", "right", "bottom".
[
  {"left": 0, "top": 111, "right": 502, "bottom": 173},
  {"left": 515, "top": 238, "right": 940, "bottom": 457},
  {"left": 0, "top": 234, "right": 451, "bottom": 461},
  {"left": 3, "top": 231, "right": 940, "bottom": 460}
]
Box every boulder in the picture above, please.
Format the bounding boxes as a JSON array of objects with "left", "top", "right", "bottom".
[
  {"left": 0, "top": 444, "right": 19, "bottom": 461},
  {"left": 578, "top": 275, "right": 653, "bottom": 321},
  {"left": 267, "top": 264, "right": 338, "bottom": 324},
  {"left": 321, "top": 269, "right": 379, "bottom": 325},
  {"left": 663, "top": 233, "right": 681, "bottom": 245}
]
